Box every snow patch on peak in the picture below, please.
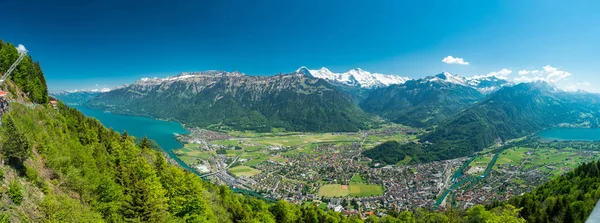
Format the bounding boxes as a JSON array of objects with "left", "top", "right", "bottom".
[
  {"left": 429, "top": 72, "right": 467, "bottom": 86},
  {"left": 299, "top": 67, "right": 410, "bottom": 88}
]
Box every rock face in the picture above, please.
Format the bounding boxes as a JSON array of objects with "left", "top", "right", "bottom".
[{"left": 86, "top": 71, "right": 371, "bottom": 132}]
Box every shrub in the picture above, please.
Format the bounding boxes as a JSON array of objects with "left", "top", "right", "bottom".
[{"left": 8, "top": 181, "right": 23, "bottom": 205}]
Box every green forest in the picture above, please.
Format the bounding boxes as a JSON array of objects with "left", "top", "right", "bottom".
[{"left": 0, "top": 40, "right": 48, "bottom": 104}]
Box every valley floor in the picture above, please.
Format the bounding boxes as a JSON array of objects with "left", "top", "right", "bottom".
[{"left": 172, "top": 124, "right": 600, "bottom": 214}]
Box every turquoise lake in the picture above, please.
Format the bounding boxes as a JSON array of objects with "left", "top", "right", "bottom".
[
  {"left": 73, "top": 106, "right": 193, "bottom": 171},
  {"left": 537, "top": 128, "right": 600, "bottom": 141}
]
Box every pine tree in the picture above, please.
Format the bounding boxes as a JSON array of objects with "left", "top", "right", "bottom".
[
  {"left": 140, "top": 137, "right": 151, "bottom": 150},
  {"left": 2, "top": 115, "right": 30, "bottom": 169}
]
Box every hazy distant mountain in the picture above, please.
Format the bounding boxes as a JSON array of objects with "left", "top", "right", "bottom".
[
  {"left": 51, "top": 89, "right": 108, "bottom": 105},
  {"left": 86, "top": 71, "right": 371, "bottom": 132}
]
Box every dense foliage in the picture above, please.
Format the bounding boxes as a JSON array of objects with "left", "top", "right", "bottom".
[
  {"left": 360, "top": 75, "right": 484, "bottom": 127},
  {"left": 366, "top": 82, "right": 600, "bottom": 164},
  {"left": 86, "top": 73, "right": 371, "bottom": 132},
  {"left": 0, "top": 39, "right": 48, "bottom": 104},
  {"left": 489, "top": 160, "right": 600, "bottom": 223}
]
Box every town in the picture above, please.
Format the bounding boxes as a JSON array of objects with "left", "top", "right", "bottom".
[{"left": 174, "top": 126, "right": 600, "bottom": 215}]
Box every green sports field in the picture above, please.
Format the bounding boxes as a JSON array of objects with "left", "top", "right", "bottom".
[
  {"left": 229, "top": 166, "right": 261, "bottom": 177},
  {"left": 318, "top": 183, "right": 383, "bottom": 197},
  {"left": 318, "top": 184, "right": 349, "bottom": 197}
]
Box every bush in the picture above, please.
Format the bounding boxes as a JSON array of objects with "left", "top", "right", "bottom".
[{"left": 8, "top": 181, "right": 23, "bottom": 205}]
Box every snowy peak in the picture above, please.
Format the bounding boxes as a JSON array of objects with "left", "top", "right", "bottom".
[
  {"left": 421, "top": 72, "right": 510, "bottom": 94},
  {"left": 466, "top": 75, "right": 511, "bottom": 94},
  {"left": 298, "top": 66, "right": 410, "bottom": 88},
  {"left": 431, "top": 72, "right": 468, "bottom": 86},
  {"left": 135, "top": 71, "right": 243, "bottom": 85}
]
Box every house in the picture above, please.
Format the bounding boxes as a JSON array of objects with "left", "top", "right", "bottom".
[
  {"left": 0, "top": 91, "right": 7, "bottom": 98},
  {"left": 334, "top": 205, "right": 344, "bottom": 212}
]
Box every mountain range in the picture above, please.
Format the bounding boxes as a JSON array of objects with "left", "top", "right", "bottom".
[
  {"left": 365, "top": 81, "right": 600, "bottom": 163},
  {"left": 359, "top": 72, "right": 502, "bottom": 127},
  {"left": 296, "top": 66, "right": 410, "bottom": 89},
  {"left": 84, "top": 71, "right": 371, "bottom": 132},
  {"left": 55, "top": 68, "right": 599, "bottom": 164}
]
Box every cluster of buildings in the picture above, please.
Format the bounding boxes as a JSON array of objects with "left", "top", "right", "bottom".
[{"left": 0, "top": 91, "right": 8, "bottom": 116}]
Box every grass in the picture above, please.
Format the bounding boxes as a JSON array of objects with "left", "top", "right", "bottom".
[
  {"left": 350, "top": 174, "right": 365, "bottom": 183},
  {"left": 229, "top": 166, "right": 261, "bottom": 177},
  {"left": 469, "top": 154, "right": 494, "bottom": 168},
  {"left": 318, "top": 183, "right": 383, "bottom": 197},
  {"left": 349, "top": 183, "right": 383, "bottom": 197},
  {"left": 397, "top": 156, "right": 412, "bottom": 165},
  {"left": 269, "top": 156, "right": 287, "bottom": 163},
  {"left": 493, "top": 146, "right": 600, "bottom": 176},
  {"left": 495, "top": 147, "right": 532, "bottom": 166},
  {"left": 181, "top": 126, "right": 416, "bottom": 172},
  {"left": 318, "top": 184, "right": 349, "bottom": 197},
  {"left": 318, "top": 203, "right": 328, "bottom": 210}
]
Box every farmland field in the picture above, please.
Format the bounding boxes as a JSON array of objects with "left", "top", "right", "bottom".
[{"left": 178, "top": 125, "right": 416, "bottom": 170}]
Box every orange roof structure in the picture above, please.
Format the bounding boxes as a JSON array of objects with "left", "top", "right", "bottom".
[{"left": 0, "top": 91, "right": 7, "bottom": 97}]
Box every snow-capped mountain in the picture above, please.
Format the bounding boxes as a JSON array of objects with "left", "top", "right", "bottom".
[
  {"left": 297, "top": 66, "right": 410, "bottom": 88},
  {"left": 420, "top": 72, "right": 510, "bottom": 94}
]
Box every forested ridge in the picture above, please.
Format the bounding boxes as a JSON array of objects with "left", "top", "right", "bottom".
[
  {"left": 0, "top": 40, "right": 48, "bottom": 104},
  {"left": 491, "top": 160, "right": 600, "bottom": 223},
  {"left": 365, "top": 82, "right": 600, "bottom": 164}
]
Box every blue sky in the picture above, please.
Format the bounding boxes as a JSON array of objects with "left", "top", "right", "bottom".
[{"left": 1, "top": 0, "right": 599, "bottom": 92}]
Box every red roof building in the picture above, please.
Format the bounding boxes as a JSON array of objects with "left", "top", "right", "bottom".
[{"left": 0, "top": 91, "right": 7, "bottom": 98}]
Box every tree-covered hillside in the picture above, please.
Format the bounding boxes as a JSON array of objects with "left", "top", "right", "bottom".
[
  {"left": 360, "top": 75, "right": 484, "bottom": 127},
  {"left": 0, "top": 40, "right": 48, "bottom": 104},
  {"left": 493, "top": 160, "right": 600, "bottom": 223},
  {"left": 365, "top": 82, "right": 600, "bottom": 164},
  {"left": 87, "top": 72, "right": 371, "bottom": 132}
]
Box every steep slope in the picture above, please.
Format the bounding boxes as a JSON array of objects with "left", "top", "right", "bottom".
[
  {"left": 497, "top": 159, "right": 600, "bottom": 223},
  {"left": 421, "top": 82, "right": 600, "bottom": 153},
  {"left": 86, "top": 71, "right": 371, "bottom": 132},
  {"left": 365, "top": 82, "right": 600, "bottom": 163},
  {"left": 360, "top": 72, "right": 485, "bottom": 127},
  {"left": 0, "top": 40, "right": 48, "bottom": 104}
]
